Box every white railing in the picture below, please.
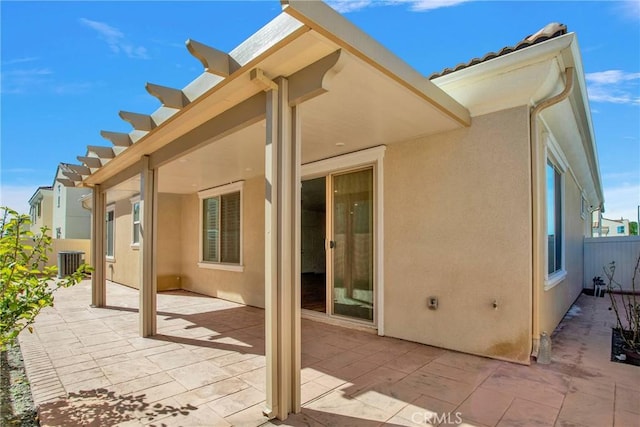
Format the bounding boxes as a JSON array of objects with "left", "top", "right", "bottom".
[{"left": 584, "top": 236, "right": 640, "bottom": 292}]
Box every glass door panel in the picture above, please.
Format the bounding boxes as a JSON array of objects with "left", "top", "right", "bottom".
[{"left": 331, "top": 168, "right": 374, "bottom": 322}]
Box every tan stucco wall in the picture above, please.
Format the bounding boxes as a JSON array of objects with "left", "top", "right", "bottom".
[
  {"left": 106, "top": 198, "right": 140, "bottom": 288},
  {"left": 31, "top": 192, "right": 53, "bottom": 234},
  {"left": 178, "top": 176, "right": 265, "bottom": 308},
  {"left": 106, "top": 193, "right": 183, "bottom": 291},
  {"left": 383, "top": 106, "right": 533, "bottom": 363},
  {"left": 157, "top": 193, "right": 182, "bottom": 290},
  {"left": 537, "top": 171, "right": 588, "bottom": 335},
  {"left": 52, "top": 186, "right": 91, "bottom": 239},
  {"left": 46, "top": 239, "right": 91, "bottom": 268}
]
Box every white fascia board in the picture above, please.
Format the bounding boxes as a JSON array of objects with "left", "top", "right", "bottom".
[
  {"left": 433, "top": 34, "right": 575, "bottom": 89},
  {"left": 562, "top": 38, "right": 604, "bottom": 208},
  {"left": 27, "top": 188, "right": 49, "bottom": 205},
  {"left": 51, "top": 165, "right": 63, "bottom": 188}
]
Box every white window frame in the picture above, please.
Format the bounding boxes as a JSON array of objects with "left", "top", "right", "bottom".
[
  {"left": 106, "top": 204, "right": 116, "bottom": 261},
  {"left": 197, "top": 181, "right": 244, "bottom": 272},
  {"left": 545, "top": 138, "right": 567, "bottom": 289},
  {"left": 130, "top": 195, "right": 140, "bottom": 249}
]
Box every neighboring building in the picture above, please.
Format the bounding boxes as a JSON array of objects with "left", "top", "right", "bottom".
[
  {"left": 27, "top": 167, "right": 91, "bottom": 239},
  {"left": 27, "top": 186, "right": 53, "bottom": 235},
  {"left": 592, "top": 214, "right": 631, "bottom": 237},
  {"left": 56, "top": 2, "right": 603, "bottom": 419},
  {"left": 51, "top": 165, "right": 92, "bottom": 239}
]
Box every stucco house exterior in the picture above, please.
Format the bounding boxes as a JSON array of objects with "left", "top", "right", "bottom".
[
  {"left": 28, "top": 166, "right": 91, "bottom": 239},
  {"left": 28, "top": 186, "right": 53, "bottom": 234},
  {"left": 51, "top": 165, "right": 92, "bottom": 239},
  {"left": 592, "top": 215, "right": 631, "bottom": 237},
  {"left": 55, "top": 1, "right": 603, "bottom": 419}
]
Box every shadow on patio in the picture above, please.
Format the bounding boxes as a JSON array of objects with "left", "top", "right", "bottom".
[{"left": 17, "top": 280, "right": 640, "bottom": 426}]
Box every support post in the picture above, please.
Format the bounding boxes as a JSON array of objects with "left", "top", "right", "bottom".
[
  {"left": 139, "top": 155, "right": 157, "bottom": 337},
  {"left": 91, "top": 184, "right": 106, "bottom": 307},
  {"left": 264, "top": 77, "right": 301, "bottom": 421},
  {"left": 264, "top": 82, "right": 280, "bottom": 420},
  {"left": 290, "top": 102, "right": 302, "bottom": 413}
]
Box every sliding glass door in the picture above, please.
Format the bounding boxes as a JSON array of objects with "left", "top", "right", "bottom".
[
  {"left": 301, "top": 166, "right": 375, "bottom": 324},
  {"left": 331, "top": 168, "right": 374, "bottom": 322}
]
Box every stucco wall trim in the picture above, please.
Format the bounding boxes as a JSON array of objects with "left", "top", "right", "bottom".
[{"left": 197, "top": 262, "right": 244, "bottom": 272}]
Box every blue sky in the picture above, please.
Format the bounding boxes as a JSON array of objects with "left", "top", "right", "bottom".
[{"left": 1, "top": 0, "right": 639, "bottom": 222}]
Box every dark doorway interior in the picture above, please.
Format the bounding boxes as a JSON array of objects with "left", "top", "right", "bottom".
[{"left": 301, "top": 177, "right": 326, "bottom": 313}]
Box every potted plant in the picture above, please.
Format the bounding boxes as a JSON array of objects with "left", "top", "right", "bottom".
[{"left": 604, "top": 254, "right": 640, "bottom": 365}]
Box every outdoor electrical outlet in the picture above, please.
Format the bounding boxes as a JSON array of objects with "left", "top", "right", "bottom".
[{"left": 428, "top": 296, "right": 438, "bottom": 310}]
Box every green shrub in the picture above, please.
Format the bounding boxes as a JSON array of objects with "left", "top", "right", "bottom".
[{"left": 0, "top": 207, "right": 89, "bottom": 349}]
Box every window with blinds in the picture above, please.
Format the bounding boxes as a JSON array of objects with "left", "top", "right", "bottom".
[
  {"left": 132, "top": 200, "right": 140, "bottom": 245},
  {"left": 106, "top": 207, "right": 115, "bottom": 258},
  {"left": 202, "top": 191, "right": 241, "bottom": 264}
]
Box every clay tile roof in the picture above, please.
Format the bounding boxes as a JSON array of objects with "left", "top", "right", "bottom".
[{"left": 428, "top": 22, "right": 567, "bottom": 79}]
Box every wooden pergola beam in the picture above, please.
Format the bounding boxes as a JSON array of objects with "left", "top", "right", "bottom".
[
  {"left": 87, "top": 145, "right": 115, "bottom": 159},
  {"left": 186, "top": 39, "right": 240, "bottom": 77},
  {"left": 63, "top": 164, "right": 91, "bottom": 176},
  {"left": 77, "top": 156, "right": 103, "bottom": 168},
  {"left": 61, "top": 170, "right": 82, "bottom": 181},
  {"left": 101, "top": 130, "right": 133, "bottom": 147},
  {"left": 146, "top": 83, "right": 190, "bottom": 109},
  {"left": 56, "top": 178, "right": 77, "bottom": 187},
  {"left": 119, "top": 111, "right": 156, "bottom": 132}
]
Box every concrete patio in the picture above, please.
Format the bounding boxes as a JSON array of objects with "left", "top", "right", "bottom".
[{"left": 17, "top": 280, "right": 639, "bottom": 426}]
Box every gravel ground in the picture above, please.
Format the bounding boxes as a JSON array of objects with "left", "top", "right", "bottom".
[{"left": 1, "top": 343, "right": 39, "bottom": 426}]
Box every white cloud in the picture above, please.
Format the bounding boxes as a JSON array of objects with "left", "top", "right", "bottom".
[
  {"left": 79, "top": 18, "right": 149, "bottom": 59},
  {"left": 586, "top": 70, "right": 640, "bottom": 85},
  {"left": 603, "top": 183, "right": 640, "bottom": 222},
  {"left": 2, "top": 68, "right": 53, "bottom": 77},
  {"left": 2, "top": 57, "right": 39, "bottom": 66},
  {"left": 0, "top": 68, "right": 54, "bottom": 94},
  {"left": 0, "top": 185, "right": 37, "bottom": 215},
  {"left": 326, "top": 0, "right": 374, "bottom": 13},
  {"left": 616, "top": 0, "right": 640, "bottom": 22},
  {"left": 1, "top": 68, "right": 95, "bottom": 96},
  {"left": 52, "top": 82, "right": 96, "bottom": 95},
  {"left": 326, "top": 0, "right": 471, "bottom": 13},
  {"left": 585, "top": 70, "right": 640, "bottom": 105},
  {"left": 399, "top": 0, "right": 471, "bottom": 11}
]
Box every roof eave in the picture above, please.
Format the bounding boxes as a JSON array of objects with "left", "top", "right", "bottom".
[
  {"left": 562, "top": 38, "right": 604, "bottom": 209},
  {"left": 433, "top": 34, "right": 575, "bottom": 88},
  {"left": 433, "top": 33, "right": 604, "bottom": 210},
  {"left": 27, "top": 186, "right": 52, "bottom": 205}
]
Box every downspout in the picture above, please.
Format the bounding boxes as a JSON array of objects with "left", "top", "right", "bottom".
[{"left": 530, "top": 67, "right": 574, "bottom": 358}]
